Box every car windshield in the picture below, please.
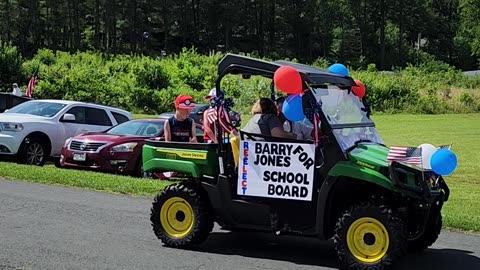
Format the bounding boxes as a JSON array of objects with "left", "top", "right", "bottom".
[
  {"left": 311, "top": 86, "right": 384, "bottom": 152},
  {"left": 108, "top": 120, "right": 165, "bottom": 136},
  {"left": 5, "top": 101, "right": 66, "bottom": 117}
]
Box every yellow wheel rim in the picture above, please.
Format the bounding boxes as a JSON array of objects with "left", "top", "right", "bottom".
[
  {"left": 160, "top": 197, "right": 194, "bottom": 238},
  {"left": 346, "top": 217, "right": 389, "bottom": 263}
]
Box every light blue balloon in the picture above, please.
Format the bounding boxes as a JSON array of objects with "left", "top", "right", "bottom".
[
  {"left": 328, "top": 63, "right": 349, "bottom": 76},
  {"left": 430, "top": 149, "right": 458, "bottom": 176},
  {"left": 282, "top": 94, "right": 304, "bottom": 122}
]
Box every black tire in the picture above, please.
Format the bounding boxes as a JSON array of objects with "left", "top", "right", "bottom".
[
  {"left": 17, "top": 137, "right": 48, "bottom": 166},
  {"left": 408, "top": 212, "right": 442, "bottom": 252},
  {"left": 333, "top": 201, "right": 406, "bottom": 270},
  {"left": 150, "top": 182, "right": 213, "bottom": 247},
  {"left": 133, "top": 157, "right": 144, "bottom": 178}
]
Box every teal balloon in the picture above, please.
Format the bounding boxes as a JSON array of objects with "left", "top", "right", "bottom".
[
  {"left": 282, "top": 94, "right": 304, "bottom": 122},
  {"left": 328, "top": 63, "right": 349, "bottom": 76},
  {"left": 430, "top": 149, "right": 457, "bottom": 176}
]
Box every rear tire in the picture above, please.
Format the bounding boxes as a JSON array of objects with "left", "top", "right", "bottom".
[
  {"left": 17, "top": 137, "right": 48, "bottom": 166},
  {"left": 333, "top": 201, "right": 406, "bottom": 270},
  {"left": 150, "top": 182, "right": 213, "bottom": 247}
]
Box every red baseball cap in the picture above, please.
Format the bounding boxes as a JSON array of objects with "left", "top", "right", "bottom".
[{"left": 175, "top": 94, "right": 196, "bottom": 110}]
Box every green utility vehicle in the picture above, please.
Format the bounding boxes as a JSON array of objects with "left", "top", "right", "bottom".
[{"left": 143, "top": 54, "right": 449, "bottom": 269}]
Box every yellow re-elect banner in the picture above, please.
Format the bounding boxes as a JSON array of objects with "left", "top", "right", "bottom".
[{"left": 156, "top": 149, "right": 207, "bottom": 160}]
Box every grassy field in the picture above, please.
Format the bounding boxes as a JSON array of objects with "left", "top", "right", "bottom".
[{"left": 0, "top": 113, "right": 478, "bottom": 231}]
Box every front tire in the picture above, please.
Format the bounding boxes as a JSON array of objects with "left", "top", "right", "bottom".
[
  {"left": 333, "top": 202, "right": 406, "bottom": 270},
  {"left": 408, "top": 211, "right": 442, "bottom": 252},
  {"left": 150, "top": 182, "right": 213, "bottom": 247},
  {"left": 17, "top": 138, "right": 48, "bottom": 166}
]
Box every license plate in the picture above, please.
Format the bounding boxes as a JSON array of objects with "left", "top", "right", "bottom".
[{"left": 73, "top": 152, "right": 86, "bottom": 161}]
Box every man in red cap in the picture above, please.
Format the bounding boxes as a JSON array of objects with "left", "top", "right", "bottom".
[
  {"left": 164, "top": 94, "right": 198, "bottom": 142},
  {"left": 203, "top": 88, "right": 237, "bottom": 143}
]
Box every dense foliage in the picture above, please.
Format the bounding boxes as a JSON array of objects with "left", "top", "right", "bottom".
[
  {"left": 0, "top": 0, "right": 479, "bottom": 70},
  {"left": 1, "top": 44, "right": 478, "bottom": 115}
]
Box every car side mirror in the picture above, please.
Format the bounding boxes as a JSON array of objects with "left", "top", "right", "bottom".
[{"left": 61, "top": 113, "right": 76, "bottom": 122}]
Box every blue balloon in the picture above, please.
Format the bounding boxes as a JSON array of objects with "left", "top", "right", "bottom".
[
  {"left": 282, "top": 94, "right": 304, "bottom": 122},
  {"left": 328, "top": 63, "right": 349, "bottom": 76},
  {"left": 430, "top": 149, "right": 458, "bottom": 176}
]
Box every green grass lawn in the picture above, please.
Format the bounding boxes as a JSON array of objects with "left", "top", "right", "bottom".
[
  {"left": 0, "top": 163, "right": 172, "bottom": 196},
  {"left": 0, "top": 113, "right": 478, "bottom": 231}
]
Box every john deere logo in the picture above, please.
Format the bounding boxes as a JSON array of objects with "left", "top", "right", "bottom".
[{"left": 80, "top": 143, "right": 87, "bottom": 150}]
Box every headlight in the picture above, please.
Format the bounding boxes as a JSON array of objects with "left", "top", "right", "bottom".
[
  {"left": 1, "top": 123, "right": 24, "bottom": 132},
  {"left": 110, "top": 142, "right": 138, "bottom": 152},
  {"left": 64, "top": 137, "right": 72, "bottom": 147}
]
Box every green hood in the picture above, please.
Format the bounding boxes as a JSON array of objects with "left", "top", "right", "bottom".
[{"left": 348, "top": 143, "right": 389, "bottom": 170}]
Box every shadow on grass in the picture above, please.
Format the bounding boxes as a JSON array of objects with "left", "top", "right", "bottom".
[{"left": 192, "top": 231, "right": 480, "bottom": 269}]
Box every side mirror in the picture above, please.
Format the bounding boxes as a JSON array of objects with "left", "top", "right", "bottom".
[{"left": 61, "top": 113, "right": 76, "bottom": 122}]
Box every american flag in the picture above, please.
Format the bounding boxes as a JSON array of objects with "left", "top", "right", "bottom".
[
  {"left": 26, "top": 67, "right": 39, "bottom": 98},
  {"left": 386, "top": 146, "right": 422, "bottom": 164},
  {"left": 205, "top": 105, "right": 235, "bottom": 134},
  {"left": 205, "top": 107, "right": 217, "bottom": 124},
  {"left": 217, "top": 104, "right": 235, "bottom": 134}
]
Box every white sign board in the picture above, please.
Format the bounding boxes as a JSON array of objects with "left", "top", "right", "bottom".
[{"left": 237, "top": 140, "right": 315, "bottom": 201}]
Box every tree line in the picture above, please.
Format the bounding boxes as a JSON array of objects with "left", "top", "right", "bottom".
[{"left": 0, "top": 0, "right": 479, "bottom": 70}]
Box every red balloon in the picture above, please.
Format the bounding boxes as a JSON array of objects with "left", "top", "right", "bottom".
[
  {"left": 352, "top": 79, "right": 366, "bottom": 99},
  {"left": 273, "top": 66, "right": 302, "bottom": 95}
]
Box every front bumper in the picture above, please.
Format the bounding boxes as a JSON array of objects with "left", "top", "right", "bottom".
[
  {"left": 0, "top": 132, "right": 23, "bottom": 155},
  {"left": 389, "top": 161, "right": 449, "bottom": 202},
  {"left": 60, "top": 148, "right": 138, "bottom": 174}
]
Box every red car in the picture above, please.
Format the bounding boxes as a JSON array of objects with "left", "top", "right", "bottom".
[{"left": 60, "top": 118, "right": 204, "bottom": 177}]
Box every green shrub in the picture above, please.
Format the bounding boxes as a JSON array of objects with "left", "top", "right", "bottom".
[
  {"left": 0, "top": 40, "right": 23, "bottom": 90},
  {"left": 15, "top": 46, "right": 480, "bottom": 115}
]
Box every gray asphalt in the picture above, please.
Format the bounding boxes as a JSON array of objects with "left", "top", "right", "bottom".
[{"left": 1, "top": 179, "right": 479, "bottom": 270}]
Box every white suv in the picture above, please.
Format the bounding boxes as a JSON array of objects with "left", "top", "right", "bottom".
[{"left": 0, "top": 99, "right": 132, "bottom": 166}]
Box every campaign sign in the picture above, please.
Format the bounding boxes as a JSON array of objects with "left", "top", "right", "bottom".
[{"left": 237, "top": 140, "right": 315, "bottom": 201}]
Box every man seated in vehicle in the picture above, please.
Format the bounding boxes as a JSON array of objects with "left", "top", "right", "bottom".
[
  {"left": 242, "top": 98, "right": 295, "bottom": 139},
  {"left": 164, "top": 95, "right": 198, "bottom": 143},
  {"left": 203, "top": 88, "right": 238, "bottom": 143},
  {"left": 275, "top": 96, "right": 314, "bottom": 141}
]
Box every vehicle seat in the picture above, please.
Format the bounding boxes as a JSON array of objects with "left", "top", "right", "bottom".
[{"left": 146, "top": 127, "right": 157, "bottom": 136}]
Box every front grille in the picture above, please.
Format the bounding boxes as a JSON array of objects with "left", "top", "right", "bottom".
[{"left": 69, "top": 140, "right": 107, "bottom": 152}]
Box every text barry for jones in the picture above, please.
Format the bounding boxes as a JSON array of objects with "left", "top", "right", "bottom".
[{"left": 237, "top": 141, "right": 315, "bottom": 201}]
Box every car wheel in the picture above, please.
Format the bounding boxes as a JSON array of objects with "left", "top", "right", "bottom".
[
  {"left": 18, "top": 138, "right": 48, "bottom": 166},
  {"left": 150, "top": 182, "right": 213, "bottom": 247},
  {"left": 333, "top": 201, "right": 406, "bottom": 270}
]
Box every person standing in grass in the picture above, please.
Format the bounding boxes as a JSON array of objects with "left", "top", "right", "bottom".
[{"left": 164, "top": 94, "right": 198, "bottom": 143}]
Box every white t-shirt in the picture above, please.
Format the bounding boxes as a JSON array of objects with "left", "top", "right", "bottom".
[
  {"left": 12, "top": 86, "right": 22, "bottom": 96},
  {"left": 283, "top": 121, "right": 313, "bottom": 140}
]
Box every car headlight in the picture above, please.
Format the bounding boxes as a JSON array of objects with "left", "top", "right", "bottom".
[
  {"left": 1, "top": 123, "right": 24, "bottom": 132},
  {"left": 110, "top": 142, "right": 138, "bottom": 152},
  {"left": 64, "top": 137, "right": 72, "bottom": 147}
]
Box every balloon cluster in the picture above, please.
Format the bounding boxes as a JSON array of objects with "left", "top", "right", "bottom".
[
  {"left": 273, "top": 66, "right": 304, "bottom": 122},
  {"left": 328, "top": 63, "right": 366, "bottom": 99},
  {"left": 418, "top": 144, "right": 457, "bottom": 176},
  {"left": 272, "top": 63, "right": 367, "bottom": 122}
]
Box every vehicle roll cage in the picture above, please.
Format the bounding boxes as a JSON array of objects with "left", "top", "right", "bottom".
[{"left": 212, "top": 54, "right": 359, "bottom": 174}]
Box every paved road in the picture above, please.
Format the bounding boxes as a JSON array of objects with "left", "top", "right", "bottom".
[{"left": 1, "top": 179, "right": 479, "bottom": 270}]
